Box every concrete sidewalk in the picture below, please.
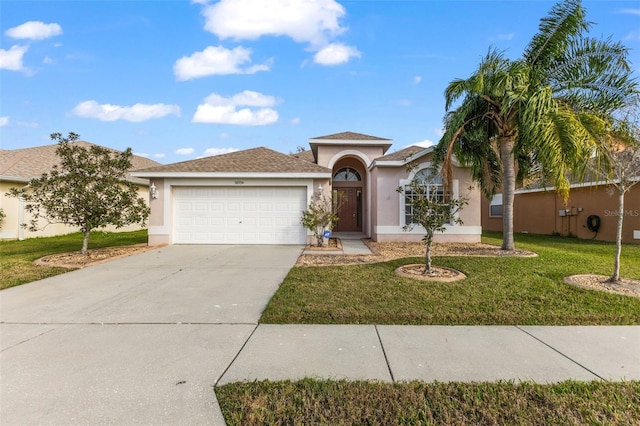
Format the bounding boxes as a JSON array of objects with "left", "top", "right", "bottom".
[
  {"left": 2, "top": 244, "right": 638, "bottom": 426},
  {"left": 218, "top": 324, "right": 640, "bottom": 385},
  {"left": 302, "top": 236, "right": 373, "bottom": 255}
]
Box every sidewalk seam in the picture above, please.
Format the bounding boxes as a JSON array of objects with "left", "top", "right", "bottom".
[
  {"left": 375, "top": 325, "right": 395, "bottom": 383},
  {"left": 215, "top": 323, "right": 260, "bottom": 387},
  {"left": 515, "top": 326, "right": 605, "bottom": 381}
]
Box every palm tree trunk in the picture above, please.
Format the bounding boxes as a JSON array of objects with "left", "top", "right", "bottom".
[
  {"left": 610, "top": 190, "right": 624, "bottom": 282},
  {"left": 500, "top": 137, "right": 516, "bottom": 251}
]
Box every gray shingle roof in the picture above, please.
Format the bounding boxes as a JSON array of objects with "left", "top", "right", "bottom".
[
  {"left": 311, "top": 131, "right": 391, "bottom": 141},
  {"left": 0, "top": 142, "right": 161, "bottom": 185},
  {"left": 135, "top": 147, "right": 331, "bottom": 174},
  {"left": 375, "top": 145, "right": 429, "bottom": 162},
  {"left": 290, "top": 149, "right": 316, "bottom": 163}
]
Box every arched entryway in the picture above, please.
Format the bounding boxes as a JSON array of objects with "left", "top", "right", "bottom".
[{"left": 332, "top": 158, "right": 366, "bottom": 233}]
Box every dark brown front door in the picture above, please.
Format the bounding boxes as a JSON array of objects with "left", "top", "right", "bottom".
[{"left": 335, "top": 187, "right": 361, "bottom": 232}]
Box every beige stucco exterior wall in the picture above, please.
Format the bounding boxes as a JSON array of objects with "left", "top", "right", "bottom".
[
  {"left": 0, "top": 180, "right": 150, "bottom": 240},
  {"left": 316, "top": 145, "right": 384, "bottom": 169},
  {"left": 370, "top": 154, "right": 481, "bottom": 243},
  {"left": 481, "top": 184, "right": 640, "bottom": 244}
]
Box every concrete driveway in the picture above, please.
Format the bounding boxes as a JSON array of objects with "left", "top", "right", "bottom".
[{"left": 0, "top": 245, "right": 302, "bottom": 425}]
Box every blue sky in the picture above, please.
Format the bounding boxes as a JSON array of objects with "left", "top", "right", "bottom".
[{"left": 1, "top": 0, "right": 639, "bottom": 164}]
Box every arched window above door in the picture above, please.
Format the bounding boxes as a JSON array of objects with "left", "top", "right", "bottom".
[{"left": 333, "top": 167, "right": 361, "bottom": 182}]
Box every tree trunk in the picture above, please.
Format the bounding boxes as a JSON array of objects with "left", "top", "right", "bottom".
[
  {"left": 610, "top": 190, "right": 624, "bottom": 282},
  {"left": 81, "top": 230, "right": 91, "bottom": 255},
  {"left": 424, "top": 233, "right": 433, "bottom": 275},
  {"left": 500, "top": 137, "right": 516, "bottom": 251}
]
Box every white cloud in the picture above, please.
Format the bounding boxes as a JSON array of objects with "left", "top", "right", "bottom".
[
  {"left": 0, "top": 45, "right": 28, "bottom": 71},
  {"left": 313, "top": 43, "right": 361, "bottom": 66},
  {"left": 625, "top": 30, "right": 640, "bottom": 41},
  {"left": 17, "top": 121, "right": 40, "bottom": 128},
  {"left": 192, "top": 90, "right": 279, "bottom": 125},
  {"left": 200, "top": 0, "right": 346, "bottom": 46},
  {"left": 490, "top": 33, "right": 515, "bottom": 41},
  {"left": 617, "top": 8, "right": 640, "bottom": 15},
  {"left": 413, "top": 76, "right": 422, "bottom": 84},
  {"left": 71, "top": 100, "right": 181, "bottom": 122},
  {"left": 43, "top": 56, "right": 55, "bottom": 64},
  {"left": 434, "top": 127, "right": 445, "bottom": 137},
  {"left": 203, "top": 90, "right": 277, "bottom": 107},
  {"left": 396, "top": 99, "right": 412, "bottom": 107},
  {"left": 290, "top": 117, "right": 301, "bottom": 125},
  {"left": 5, "top": 21, "right": 63, "bottom": 40},
  {"left": 0, "top": 116, "right": 9, "bottom": 127},
  {"left": 175, "top": 148, "right": 194, "bottom": 155},
  {"left": 204, "top": 147, "right": 238, "bottom": 156},
  {"left": 219, "top": 132, "right": 230, "bottom": 139},
  {"left": 173, "top": 45, "right": 270, "bottom": 81},
  {"left": 193, "top": 105, "right": 278, "bottom": 125},
  {"left": 414, "top": 139, "right": 435, "bottom": 148},
  {"left": 134, "top": 152, "right": 150, "bottom": 158},
  {"left": 153, "top": 153, "right": 166, "bottom": 159}
]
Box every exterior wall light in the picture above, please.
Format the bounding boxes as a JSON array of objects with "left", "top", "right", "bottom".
[
  {"left": 317, "top": 184, "right": 323, "bottom": 193},
  {"left": 150, "top": 182, "right": 158, "bottom": 199}
]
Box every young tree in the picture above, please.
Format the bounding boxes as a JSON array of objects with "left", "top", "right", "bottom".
[
  {"left": 7, "top": 132, "right": 150, "bottom": 254},
  {"left": 301, "top": 191, "right": 339, "bottom": 247},
  {"left": 436, "top": 0, "right": 637, "bottom": 251},
  {"left": 604, "top": 115, "right": 640, "bottom": 282},
  {"left": 398, "top": 168, "right": 467, "bottom": 274}
]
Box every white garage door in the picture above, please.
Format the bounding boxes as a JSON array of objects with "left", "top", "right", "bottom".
[{"left": 173, "top": 186, "right": 307, "bottom": 244}]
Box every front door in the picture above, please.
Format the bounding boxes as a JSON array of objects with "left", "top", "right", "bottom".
[{"left": 335, "top": 187, "right": 361, "bottom": 232}]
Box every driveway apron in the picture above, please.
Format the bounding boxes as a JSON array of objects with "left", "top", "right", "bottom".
[{"left": 0, "top": 245, "right": 302, "bottom": 426}]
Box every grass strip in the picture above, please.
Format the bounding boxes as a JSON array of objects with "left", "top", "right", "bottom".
[
  {"left": 261, "top": 233, "right": 640, "bottom": 325},
  {"left": 0, "top": 230, "right": 147, "bottom": 290},
  {"left": 217, "top": 379, "right": 640, "bottom": 426}
]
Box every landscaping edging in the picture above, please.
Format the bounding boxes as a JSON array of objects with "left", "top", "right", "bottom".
[{"left": 395, "top": 264, "right": 467, "bottom": 282}]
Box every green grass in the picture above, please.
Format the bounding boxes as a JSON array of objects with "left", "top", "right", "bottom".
[
  {"left": 0, "top": 230, "right": 147, "bottom": 290},
  {"left": 216, "top": 379, "right": 640, "bottom": 425},
  {"left": 261, "top": 232, "right": 640, "bottom": 325}
]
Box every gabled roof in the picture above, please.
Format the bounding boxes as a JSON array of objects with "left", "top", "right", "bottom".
[
  {"left": 290, "top": 149, "right": 316, "bottom": 164},
  {"left": 308, "top": 131, "right": 393, "bottom": 159},
  {"left": 132, "top": 146, "right": 331, "bottom": 178},
  {"left": 311, "top": 131, "right": 391, "bottom": 141},
  {"left": 370, "top": 145, "right": 435, "bottom": 168},
  {"left": 375, "top": 145, "right": 428, "bottom": 162},
  {"left": 0, "top": 142, "right": 161, "bottom": 185}
]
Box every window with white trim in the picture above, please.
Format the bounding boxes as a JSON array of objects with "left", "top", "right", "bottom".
[
  {"left": 489, "top": 194, "right": 503, "bottom": 217},
  {"left": 404, "top": 169, "right": 445, "bottom": 225}
]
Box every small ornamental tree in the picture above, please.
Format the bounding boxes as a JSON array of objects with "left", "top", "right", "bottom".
[
  {"left": 301, "top": 191, "right": 339, "bottom": 247},
  {"left": 605, "top": 114, "right": 640, "bottom": 282},
  {"left": 7, "top": 132, "right": 150, "bottom": 254},
  {"left": 398, "top": 167, "right": 467, "bottom": 274}
]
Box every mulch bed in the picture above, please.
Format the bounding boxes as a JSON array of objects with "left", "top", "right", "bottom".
[{"left": 34, "top": 244, "right": 156, "bottom": 269}]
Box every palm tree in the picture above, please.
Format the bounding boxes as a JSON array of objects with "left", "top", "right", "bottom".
[{"left": 436, "top": 0, "right": 637, "bottom": 250}]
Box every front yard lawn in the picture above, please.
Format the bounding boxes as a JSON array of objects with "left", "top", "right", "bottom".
[
  {"left": 217, "top": 379, "right": 640, "bottom": 426},
  {"left": 0, "top": 230, "right": 147, "bottom": 290},
  {"left": 261, "top": 233, "right": 640, "bottom": 325}
]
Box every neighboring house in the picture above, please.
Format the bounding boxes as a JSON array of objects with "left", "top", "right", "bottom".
[
  {"left": 132, "top": 131, "right": 482, "bottom": 246},
  {"left": 482, "top": 180, "right": 640, "bottom": 244},
  {"left": 0, "top": 142, "right": 161, "bottom": 240}
]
